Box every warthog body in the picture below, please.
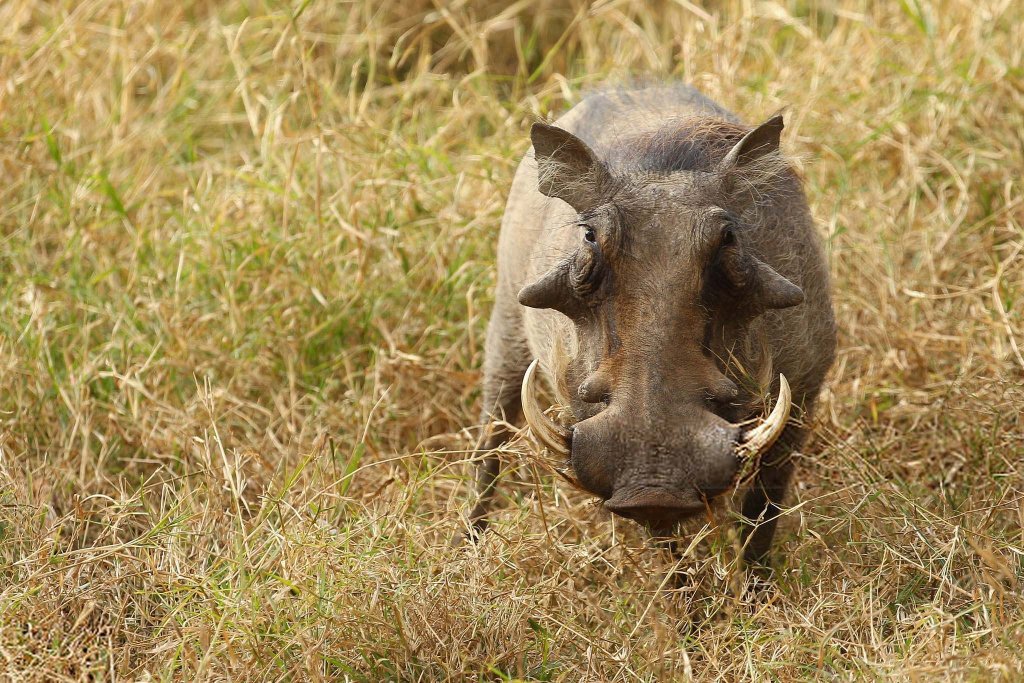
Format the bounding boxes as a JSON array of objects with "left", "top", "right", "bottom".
[{"left": 469, "top": 84, "right": 836, "bottom": 565}]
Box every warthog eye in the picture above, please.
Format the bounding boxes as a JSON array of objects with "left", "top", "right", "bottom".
[{"left": 584, "top": 227, "right": 597, "bottom": 243}]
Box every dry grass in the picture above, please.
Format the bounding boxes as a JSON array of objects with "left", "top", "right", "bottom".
[{"left": 1, "top": 0, "right": 1023, "bottom": 680}]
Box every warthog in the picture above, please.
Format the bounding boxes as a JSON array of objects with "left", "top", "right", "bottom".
[{"left": 467, "top": 84, "right": 836, "bottom": 567}]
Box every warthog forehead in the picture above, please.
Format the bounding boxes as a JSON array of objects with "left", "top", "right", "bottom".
[{"left": 611, "top": 198, "right": 722, "bottom": 259}]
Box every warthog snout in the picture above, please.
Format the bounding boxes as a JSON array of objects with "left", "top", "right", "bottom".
[
  {"left": 521, "top": 359, "right": 793, "bottom": 528},
  {"left": 569, "top": 404, "right": 741, "bottom": 526}
]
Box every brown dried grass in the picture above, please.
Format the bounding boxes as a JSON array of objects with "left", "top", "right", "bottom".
[{"left": 1, "top": 0, "right": 1022, "bottom": 680}]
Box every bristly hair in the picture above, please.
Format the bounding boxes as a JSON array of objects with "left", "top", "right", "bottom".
[
  {"left": 604, "top": 116, "right": 799, "bottom": 205},
  {"left": 532, "top": 115, "right": 798, "bottom": 216},
  {"left": 609, "top": 116, "right": 750, "bottom": 174}
]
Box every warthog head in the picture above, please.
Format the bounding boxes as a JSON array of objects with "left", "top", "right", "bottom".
[{"left": 519, "top": 115, "right": 803, "bottom": 529}]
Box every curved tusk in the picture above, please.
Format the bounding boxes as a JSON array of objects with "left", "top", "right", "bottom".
[
  {"left": 521, "top": 359, "right": 571, "bottom": 456},
  {"left": 736, "top": 373, "right": 792, "bottom": 460}
]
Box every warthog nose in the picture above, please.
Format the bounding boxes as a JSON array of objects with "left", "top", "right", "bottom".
[{"left": 604, "top": 486, "right": 705, "bottom": 524}]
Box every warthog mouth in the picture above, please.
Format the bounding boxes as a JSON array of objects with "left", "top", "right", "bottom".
[{"left": 519, "top": 358, "right": 792, "bottom": 494}]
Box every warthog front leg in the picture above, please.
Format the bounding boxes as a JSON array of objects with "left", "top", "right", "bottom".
[
  {"left": 739, "top": 422, "right": 806, "bottom": 569},
  {"left": 464, "top": 297, "right": 531, "bottom": 540},
  {"left": 467, "top": 422, "right": 517, "bottom": 538}
]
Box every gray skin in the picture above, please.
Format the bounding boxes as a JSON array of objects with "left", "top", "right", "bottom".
[{"left": 468, "top": 84, "right": 836, "bottom": 567}]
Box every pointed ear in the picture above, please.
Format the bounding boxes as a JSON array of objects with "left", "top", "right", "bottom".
[
  {"left": 718, "top": 114, "right": 784, "bottom": 172},
  {"left": 531, "top": 123, "right": 609, "bottom": 212}
]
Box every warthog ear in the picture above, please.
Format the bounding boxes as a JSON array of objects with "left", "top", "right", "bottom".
[
  {"left": 531, "top": 122, "right": 609, "bottom": 212},
  {"left": 718, "top": 114, "right": 785, "bottom": 172}
]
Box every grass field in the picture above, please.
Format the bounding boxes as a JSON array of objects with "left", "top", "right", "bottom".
[{"left": 2, "top": 0, "right": 1023, "bottom": 679}]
